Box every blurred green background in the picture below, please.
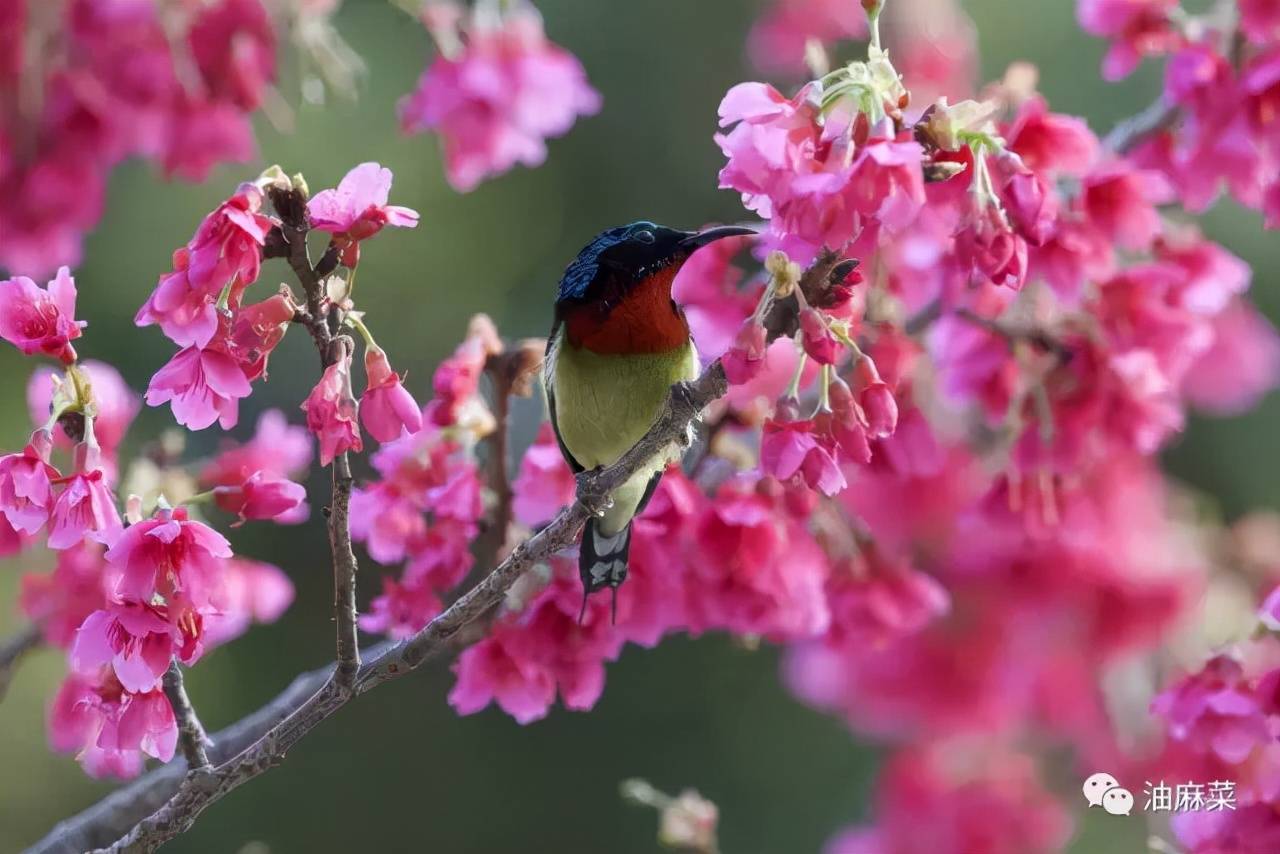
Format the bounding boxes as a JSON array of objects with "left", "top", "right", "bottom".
[{"left": 1, "top": 0, "right": 1277, "bottom": 851}]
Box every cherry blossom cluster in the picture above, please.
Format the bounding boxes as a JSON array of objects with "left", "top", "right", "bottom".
[
  {"left": 1, "top": 156, "right": 430, "bottom": 779},
  {"left": 344, "top": 3, "right": 1280, "bottom": 852},
  {"left": 0, "top": 0, "right": 279, "bottom": 276},
  {"left": 0, "top": 287, "right": 299, "bottom": 777},
  {"left": 1078, "top": 0, "right": 1280, "bottom": 224},
  {"left": 398, "top": 0, "right": 601, "bottom": 192}
]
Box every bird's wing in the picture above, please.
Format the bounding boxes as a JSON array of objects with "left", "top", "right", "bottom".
[{"left": 545, "top": 321, "right": 585, "bottom": 474}]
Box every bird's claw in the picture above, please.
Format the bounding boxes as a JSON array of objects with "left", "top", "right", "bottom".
[{"left": 576, "top": 467, "right": 614, "bottom": 517}]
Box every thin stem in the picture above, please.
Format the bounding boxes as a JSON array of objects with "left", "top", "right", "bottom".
[
  {"left": 786, "top": 349, "right": 809, "bottom": 399},
  {"left": 161, "top": 662, "right": 211, "bottom": 773}
]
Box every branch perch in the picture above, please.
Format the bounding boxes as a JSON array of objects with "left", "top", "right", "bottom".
[{"left": 33, "top": 234, "right": 843, "bottom": 854}]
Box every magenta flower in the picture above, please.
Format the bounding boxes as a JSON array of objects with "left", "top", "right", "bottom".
[
  {"left": 0, "top": 429, "right": 58, "bottom": 535},
  {"left": 185, "top": 183, "right": 274, "bottom": 293},
  {"left": 134, "top": 251, "right": 219, "bottom": 348},
  {"left": 303, "top": 355, "right": 363, "bottom": 466},
  {"left": 449, "top": 569, "right": 624, "bottom": 724},
  {"left": 747, "top": 0, "right": 866, "bottom": 75},
  {"left": 1152, "top": 655, "right": 1272, "bottom": 765},
  {"left": 853, "top": 358, "right": 899, "bottom": 439},
  {"left": 214, "top": 470, "right": 307, "bottom": 524},
  {"left": 398, "top": 1, "right": 602, "bottom": 192},
  {"left": 762, "top": 409, "right": 847, "bottom": 497},
  {"left": 20, "top": 542, "right": 108, "bottom": 649},
  {"left": 47, "top": 443, "right": 122, "bottom": 550},
  {"left": 0, "top": 267, "right": 85, "bottom": 362},
  {"left": 722, "top": 320, "right": 770, "bottom": 384},
  {"left": 71, "top": 603, "right": 182, "bottom": 693},
  {"left": 144, "top": 344, "right": 252, "bottom": 431},
  {"left": 104, "top": 507, "right": 232, "bottom": 610},
  {"left": 203, "top": 558, "right": 295, "bottom": 648},
  {"left": 1005, "top": 97, "right": 1099, "bottom": 177},
  {"left": 512, "top": 423, "right": 577, "bottom": 527},
  {"left": 1082, "top": 164, "right": 1173, "bottom": 251},
  {"left": 799, "top": 309, "right": 840, "bottom": 364},
  {"left": 200, "top": 409, "right": 313, "bottom": 487},
  {"left": 48, "top": 672, "right": 175, "bottom": 780},
  {"left": 360, "top": 346, "right": 423, "bottom": 442},
  {"left": 307, "top": 163, "right": 418, "bottom": 266},
  {"left": 1183, "top": 297, "right": 1280, "bottom": 416},
  {"left": 225, "top": 293, "right": 296, "bottom": 381}
]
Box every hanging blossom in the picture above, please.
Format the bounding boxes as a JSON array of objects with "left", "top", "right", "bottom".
[
  {"left": 1075, "top": 0, "right": 1280, "bottom": 227},
  {"left": 0, "top": 0, "right": 283, "bottom": 276},
  {"left": 0, "top": 268, "right": 85, "bottom": 362},
  {"left": 398, "top": 0, "right": 602, "bottom": 192}
]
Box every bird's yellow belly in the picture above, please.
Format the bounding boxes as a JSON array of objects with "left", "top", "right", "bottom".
[{"left": 549, "top": 335, "right": 698, "bottom": 470}]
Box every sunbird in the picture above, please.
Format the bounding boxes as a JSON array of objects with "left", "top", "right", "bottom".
[{"left": 545, "top": 221, "right": 755, "bottom": 620}]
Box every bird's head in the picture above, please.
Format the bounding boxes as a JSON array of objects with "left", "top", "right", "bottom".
[
  {"left": 556, "top": 220, "right": 756, "bottom": 306},
  {"left": 555, "top": 221, "right": 755, "bottom": 354}
]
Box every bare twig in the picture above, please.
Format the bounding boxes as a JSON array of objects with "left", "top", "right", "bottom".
[
  {"left": 160, "top": 662, "right": 211, "bottom": 773},
  {"left": 0, "top": 623, "right": 42, "bottom": 702},
  {"left": 1104, "top": 96, "right": 1177, "bottom": 155}
]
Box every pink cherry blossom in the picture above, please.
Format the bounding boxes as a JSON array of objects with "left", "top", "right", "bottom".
[
  {"left": 747, "top": 0, "right": 867, "bottom": 75},
  {"left": 360, "top": 346, "right": 423, "bottom": 442},
  {"left": 512, "top": 423, "right": 577, "bottom": 527},
  {"left": 0, "top": 267, "right": 85, "bottom": 362},
  {"left": 826, "top": 747, "right": 1072, "bottom": 854},
  {"left": 47, "top": 443, "right": 122, "bottom": 550},
  {"left": 48, "top": 672, "right": 175, "bottom": 780},
  {"left": 307, "top": 163, "right": 418, "bottom": 266},
  {"left": 449, "top": 568, "right": 625, "bottom": 724},
  {"left": 303, "top": 354, "right": 363, "bottom": 466},
  {"left": 398, "top": 1, "right": 601, "bottom": 192},
  {"left": 225, "top": 293, "right": 295, "bottom": 381},
  {"left": 685, "top": 476, "right": 831, "bottom": 638},
  {"left": 0, "top": 429, "right": 58, "bottom": 534},
  {"left": 20, "top": 541, "right": 109, "bottom": 649},
  {"left": 1182, "top": 297, "right": 1280, "bottom": 415},
  {"left": 185, "top": 182, "right": 274, "bottom": 294},
  {"left": 144, "top": 344, "right": 252, "bottom": 431},
  {"left": 104, "top": 507, "right": 232, "bottom": 610},
  {"left": 1005, "top": 97, "right": 1099, "bottom": 176},
  {"left": 213, "top": 470, "right": 307, "bottom": 524},
  {"left": 134, "top": 251, "right": 219, "bottom": 349},
  {"left": 203, "top": 558, "right": 295, "bottom": 647},
  {"left": 71, "top": 602, "right": 189, "bottom": 693},
  {"left": 200, "top": 409, "right": 313, "bottom": 487},
  {"left": 1152, "top": 656, "right": 1273, "bottom": 766}
]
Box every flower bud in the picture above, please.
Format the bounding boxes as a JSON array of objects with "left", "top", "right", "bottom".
[
  {"left": 723, "top": 319, "right": 769, "bottom": 384},
  {"left": 853, "top": 357, "right": 898, "bottom": 438},
  {"left": 799, "top": 308, "right": 839, "bottom": 364},
  {"left": 765, "top": 250, "right": 802, "bottom": 298}
]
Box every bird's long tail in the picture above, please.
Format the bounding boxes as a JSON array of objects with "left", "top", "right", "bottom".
[{"left": 578, "top": 517, "right": 633, "bottom": 624}]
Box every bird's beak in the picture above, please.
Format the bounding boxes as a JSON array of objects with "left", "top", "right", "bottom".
[{"left": 679, "top": 224, "right": 757, "bottom": 250}]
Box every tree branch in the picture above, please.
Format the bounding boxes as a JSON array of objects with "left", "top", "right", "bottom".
[
  {"left": 37, "top": 238, "right": 842, "bottom": 854},
  {"left": 160, "top": 662, "right": 211, "bottom": 773},
  {"left": 0, "top": 623, "right": 42, "bottom": 702},
  {"left": 1104, "top": 96, "right": 1177, "bottom": 155},
  {"left": 27, "top": 350, "right": 728, "bottom": 853}
]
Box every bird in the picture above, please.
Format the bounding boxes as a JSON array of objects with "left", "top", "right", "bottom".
[{"left": 545, "top": 220, "right": 755, "bottom": 622}]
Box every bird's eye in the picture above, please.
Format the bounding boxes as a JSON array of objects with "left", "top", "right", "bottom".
[{"left": 633, "top": 229, "right": 656, "bottom": 244}]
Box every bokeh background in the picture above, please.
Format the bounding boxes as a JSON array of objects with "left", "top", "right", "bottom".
[{"left": 2, "top": 0, "right": 1277, "bottom": 851}]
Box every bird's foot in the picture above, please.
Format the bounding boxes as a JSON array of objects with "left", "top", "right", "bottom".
[{"left": 575, "top": 467, "right": 614, "bottom": 517}]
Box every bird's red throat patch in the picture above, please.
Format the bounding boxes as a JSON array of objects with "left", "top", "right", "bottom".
[{"left": 563, "top": 266, "right": 690, "bottom": 355}]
